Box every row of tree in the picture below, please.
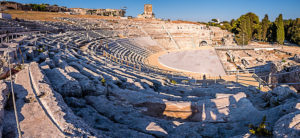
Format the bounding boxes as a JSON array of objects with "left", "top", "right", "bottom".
[
  {"left": 26, "top": 3, "right": 65, "bottom": 11},
  {"left": 205, "top": 13, "right": 299, "bottom": 45}
]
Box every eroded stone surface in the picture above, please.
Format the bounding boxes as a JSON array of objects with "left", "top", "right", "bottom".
[
  {"left": 0, "top": 80, "right": 9, "bottom": 138},
  {"left": 273, "top": 111, "right": 300, "bottom": 137}
]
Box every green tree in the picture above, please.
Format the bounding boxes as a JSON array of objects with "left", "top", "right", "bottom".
[
  {"left": 211, "top": 19, "right": 218, "bottom": 23},
  {"left": 289, "top": 18, "right": 300, "bottom": 45},
  {"left": 254, "top": 23, "right": 262, "bottom": 40},
  {"left": 231, "top": 12, "right": 260, "bottom": 42},
  {"left": 261, "top": 14, "right": 270, "bottom": 41},
  {"left": 246, "top": 15, "right": 252, "bottom": 40},
  {"left": 275, "top": 14, "right": 285, "bottom": 44},
  {"left": 230, "top": 19, "right": 235, "bottom": 27},
  {"left": 245, "top": 12, "right": 260, "bottom": 40},
  {"left": 235, "top": 16, "right": 250, "bottom": 45},
  {"left": 221, "top": 21, "right": 232, "bottom": 31},
  {"left": 267, "top": 23, "right": 277, "bottom": 42}
]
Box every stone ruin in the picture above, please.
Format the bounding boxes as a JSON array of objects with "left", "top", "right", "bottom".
[
  {"left": 137, "top": 4, "right": 155, "bottom": 19},
  {"left": 0, "top": 16, "right": 299, "bottom": 138}
]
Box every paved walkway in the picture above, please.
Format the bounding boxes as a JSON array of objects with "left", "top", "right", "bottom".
[{"left": 13, "top": 67, "right": 64, "bottom": 137}]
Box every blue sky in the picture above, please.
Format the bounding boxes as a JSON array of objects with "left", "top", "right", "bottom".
[{"left": 13, "top": 0, "right": 300, "bottom": 22}]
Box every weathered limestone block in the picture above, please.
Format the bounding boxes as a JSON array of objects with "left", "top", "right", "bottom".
[
  {"left": 74, "top": 105, "right": 153, "bottom": 138},
  {"left": 124, "top": 78, "right": 145, "bottom": 91},
  {"left": 68, "top": 62, "right": 102, "bottom": 82},
  {"left": 294, "top": 54, "right": 300, "bottom": 63},
  {"left": 0, "top": 67, "right": 9, "bottom": 80},
  {"left": 25, "top": 49, "right": 34, "bottom": 60},
  {"left": 64, "top": 97, "right": 86, "bottom": 108},
  {"left": 226, "top": 50, "right": 235, "bottom": 62},
  {"left": 273, "top": 110, "right": 300, "bottom": 137},
  {"left": 141, "top": 79, "right": 154, "bottom": 88},
  {"left": 39, "top": 63, "right": 51, "bottom": 73},
  {"left": 40, "top": 58, "right": 55, "bottom": 69},
  {"left": 64, "top": 66, "right": 96, "bottom": 94},
  {"left": 29, "top": 62, "right": 100, "bottom": 137},
  {"left": 45, "top": 58, "right": 55, "bottom": 68},
  {"left": 265, "top": 86, "right": 298, "bottom": 107},
  {"left": 37, "top": 51, "right": 48, "bottom": 62},
  {"left": 45, "top": 68, "right": 82, "bottom": 97},
  {"left": 269, "top": 61, "right": 300, "bottom": 91},
  {"left": 85, "top": 95, "right": 171, "bottom": 137},
  {"left": 0, "top": 80, "right": 9, "bottom": 138},
  {"left": 256, "top": 58, "right": 264, "bottom": 63},
  {"left": 53, "top": 55, "right": 68, "bottom": 69},
  {"left": 48, "top": 52, "right": 55, "bottom": 59},
  {"left": 241, "top": 58, "right": 249, "bottom": 67}
]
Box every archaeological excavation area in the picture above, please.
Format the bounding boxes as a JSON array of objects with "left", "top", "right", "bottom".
[{"left": 0, "top": 12, "right": 300, "bottom": 138}]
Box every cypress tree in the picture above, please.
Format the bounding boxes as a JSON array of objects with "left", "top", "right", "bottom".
[
  {"left": 246, "top": 16, "right": 252, "bottom": 40},
  {"left": 267, "top": 23, "right": 277, "bottom": 42},
  {"left": 290, "top": 18, "right": 300, "bottom": 45},
  {"left": 245, "top": 12, "right": 260, "bottom": 40},
  {"left": 235, "top": 16, "right": 249, "bottom": 45},
  {"left": 276, "top": 14, "right": 285, "bottom": 44},
  {"left": 261, "top": 14, "right": 270, "bottom": 41},
  {"left": 255, "top": 24, "right": 262, "bottom": 41}
]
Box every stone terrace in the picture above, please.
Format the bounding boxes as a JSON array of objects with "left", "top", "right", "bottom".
[{"left": 0, "top": 17, "right": 299, "bottom": 138}]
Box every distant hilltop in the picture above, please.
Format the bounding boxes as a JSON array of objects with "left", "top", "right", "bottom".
[{"left": 0, "top": 1, "right": 126, "bottom": 17}]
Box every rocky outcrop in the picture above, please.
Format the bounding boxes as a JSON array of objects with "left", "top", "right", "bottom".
[
  {"left": 241, "top": 58, "right": 249, "bottom": 67},
  {"left": 273, "top": 110, "right": 300, "bottom": 137},
  {"left": 29, "top": 62, "right": 100, "bottom": 137},
  {"left": 294, "top": 54, "right": 300, "bottom": 63},
  {"left": 269, "top": 61, "right": 300, "bottom": 91},
  {"left": 0, "top": 80, "right": 9, "bottom": 138},
  {"left": 64, "top": 66, "right": 96, "bottom": 95},
  {"left": 44, "top": 68, "right": 82, "bottom": 97},
  {"left": 0, "top": 67, "right": 9, "bottom": 79},
  {"left": 226, "top": 50, "right": 235, "bottom": 62},
  {"left": 265, "top": 86, "right": 298, "bottom": 107}
]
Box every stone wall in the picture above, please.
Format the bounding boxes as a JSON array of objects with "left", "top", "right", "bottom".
[
  {"left": 0, "top": 1, "right": 22, "bottom": 10},
  {"left": 70, "top": 8, "right": 125, "bottom": 17}
]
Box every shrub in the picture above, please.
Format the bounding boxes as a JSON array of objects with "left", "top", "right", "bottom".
[
  {"left": 170, "top": 80, "right": 177, "bottom": 84},
  {"left": 248, "top": 116, "right": 272, "bottom": 136},
  {"left": 101, "top": 78, "right": 106, "bottom": 86},
  {"left": 257, "top": 86, "right": 261, "bottom": 90},
  {"left": 14, "top": 65, "right": 24, "bottom": 71}
]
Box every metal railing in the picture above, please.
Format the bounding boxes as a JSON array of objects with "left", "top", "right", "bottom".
[{"left": 226, "top": 69, "right": 255, "bottom": 75}]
